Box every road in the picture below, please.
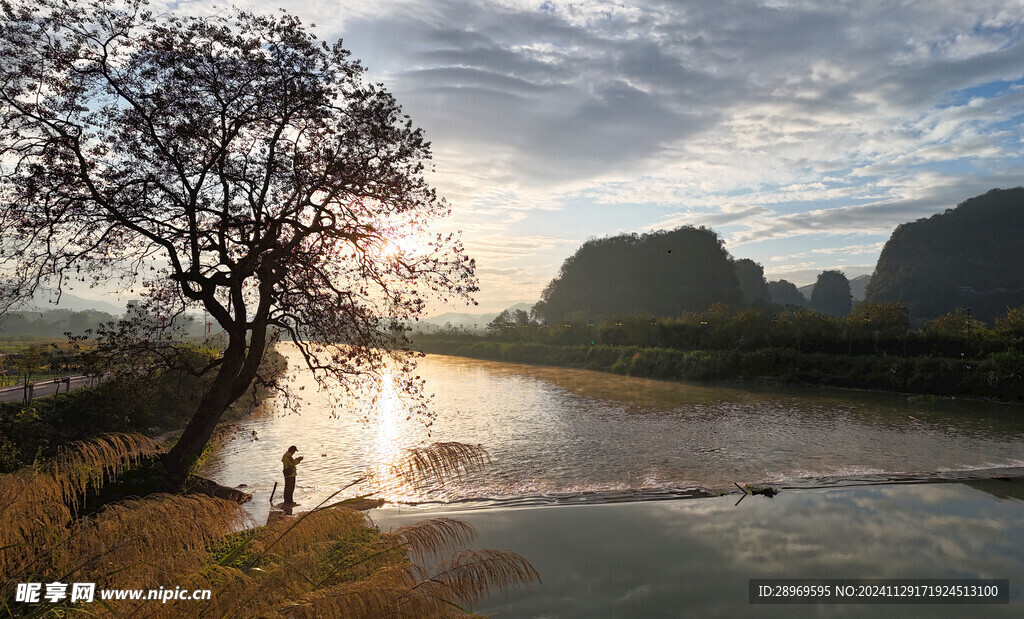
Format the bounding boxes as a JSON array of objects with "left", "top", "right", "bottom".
[{"left": 0, "top": 375, "right": 94, "bottom": 403}]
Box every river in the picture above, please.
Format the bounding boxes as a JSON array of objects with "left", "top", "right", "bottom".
[{"left": 203, "top": 344, "right": 1024, "bottom": 615}]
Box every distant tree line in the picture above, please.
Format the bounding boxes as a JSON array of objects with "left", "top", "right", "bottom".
[
  {"left": 416, "top": 303, "right": 1024, "bottom": 400},
  {"left": 454, "top": 301, "right": 1024, "bottom": 359},
  {"left": 0, "top": 308, "right": 220, "bottom": 340}
]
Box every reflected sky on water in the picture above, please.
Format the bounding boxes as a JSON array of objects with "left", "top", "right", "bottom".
[{"left": 373, "top": 482, "right": 1024, "bottom": 617}]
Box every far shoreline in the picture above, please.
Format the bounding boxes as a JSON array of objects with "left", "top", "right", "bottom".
[{"left": 412, "top": 339, "right": 1024, "bottom": 405}]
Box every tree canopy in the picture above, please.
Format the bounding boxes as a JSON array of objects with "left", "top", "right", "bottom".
[{"left": 0, "top": 1, "right": 476, "bottom": 477}]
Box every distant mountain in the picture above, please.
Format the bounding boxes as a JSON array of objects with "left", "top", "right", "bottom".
[
  {"left": 420, "top": 303, "right": 532, "bottom": 330},
  {"left": 535, "top": 226, "right": 741, "bottom": 322},
  {"left": 767, "top": 280, "right": 808, "bottom": 307},
  {"left": 0, "top": 308, "right": 118, "bottom": 337},
  {"left": 849, "top": 275, "right": 871, "bottom": 301},
  {"left": 810, "top": 270, "right": 852, "bottom": 317},
  {"left": 864, "top": 187, "right": 1024, "bottom": 324},
  {"left": 18, "top": 288, "right": 125, "bottom": 316},
  {"left": 799, "top": 274, "right": 871, "bottom": 302}
]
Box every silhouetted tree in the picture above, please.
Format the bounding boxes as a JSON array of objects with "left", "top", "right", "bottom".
[
  {"left": 811, "top": 271, "right": 852, "bottom": 317},
  {"left": 0, "top": 1, "right": 476, "bottom": 479},
  {"left": 486, "top": 308, "right": 531, "bottom": 332}
]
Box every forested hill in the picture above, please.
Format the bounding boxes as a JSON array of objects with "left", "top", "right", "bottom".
[
  {"left": 865, "top": 187, "right": 1024, "bottom": 324},
  {"left": 534, "top": 226, "right": 742, "bottom": 322}
]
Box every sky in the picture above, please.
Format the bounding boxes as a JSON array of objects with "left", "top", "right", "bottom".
[{"left": 55, "top": 1, "right": 1024, "bottom": 313}]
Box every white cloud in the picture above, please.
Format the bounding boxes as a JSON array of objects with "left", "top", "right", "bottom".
[
  {"left": 812, "top": 242, "right": 886, "bottom": 255},
  {"left": 157, "top": 0, "right": 1024, "bottom": 306}
]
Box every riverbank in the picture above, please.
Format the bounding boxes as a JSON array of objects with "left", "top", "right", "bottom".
[
  {"left": 371, "top": 478, "right": 1024, "bottom": 617},
  {"left": 0, "top": 344, "right": 287, "bottom": 474},
  {"left": 413, "top": 339, "right": 1024, "bottom": 401}
]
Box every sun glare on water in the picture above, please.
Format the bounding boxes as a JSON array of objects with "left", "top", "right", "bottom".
[{"left": 363, "top": 366, "right": 425, "bottom": 501}]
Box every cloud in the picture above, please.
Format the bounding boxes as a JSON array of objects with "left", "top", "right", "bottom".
[
  {"left": 161, "top": 1, "right": 1024, "bottom": 306},
  {"left": 812, "top": 242, "right": 886, "bottom": 255},
  {"left": 728, "top": 169, "right": 1024, "bottom": 245},
  {"left": 466, "top": 235, "right": 578, "bottom": 262}
]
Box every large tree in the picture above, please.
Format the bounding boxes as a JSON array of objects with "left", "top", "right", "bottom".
[{"left": 0, "top": 1, "right": 476, "bottom": 478}]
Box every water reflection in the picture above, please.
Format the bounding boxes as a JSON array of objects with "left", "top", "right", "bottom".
[
  {"left": 203, "top": 346, "right": 1024, "bottom": 523},
  {"left": 372, "top": 482, "right": 1024, "bottom": 617},
  {"left": 367, "top": 367, "right": 406, "bottom": 494}
]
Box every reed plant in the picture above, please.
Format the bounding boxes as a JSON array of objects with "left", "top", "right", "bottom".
[{"left": 1, "top": 435, "right": 538, "bottom": 617}]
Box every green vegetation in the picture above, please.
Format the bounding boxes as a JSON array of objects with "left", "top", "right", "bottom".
[
  {"left": 0, "top": 343, "right": 286, "bottom": 473},
  {"left": 0, "top": 339, "right": 95, "bottom": 387},
  {"left": 417, "top": 302, "right": 1024, "bottom": 400},
  {"left": 416, "top": 339, "right": 1024, "bottom": 400},
  {"left": 866, "top": 187, "right": 1024, "bottom": 324}
]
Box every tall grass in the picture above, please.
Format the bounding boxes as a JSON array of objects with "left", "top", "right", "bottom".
[{"left": 1, "top": 435, "right": 538, "bottom": 617}]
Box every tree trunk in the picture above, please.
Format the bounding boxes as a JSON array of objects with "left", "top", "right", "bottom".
[
  {"left": 162, "top": 375, "right": 240, "bottom": 482},
  {"left": 162, "top": 331, "right": 265, "bottom": 481}
]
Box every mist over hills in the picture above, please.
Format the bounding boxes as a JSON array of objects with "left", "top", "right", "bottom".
[
  {"left": 18, "top": 289, "right": 125, "bottom": 316},
  {"left": 420, "top": 303, "right": 532, "bottom": 331}
]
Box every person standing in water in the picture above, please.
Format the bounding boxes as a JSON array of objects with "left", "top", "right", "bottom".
[{"left": 282, "top": 445, "right": 303, "bottom": 504}]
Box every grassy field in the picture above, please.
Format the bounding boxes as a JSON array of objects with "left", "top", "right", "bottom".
[
  {"left": 0, "top": 336, "right": 66, "bottom": 353},
  {"left": 0, "top": 337, "right": 89, "bottom": 387}
]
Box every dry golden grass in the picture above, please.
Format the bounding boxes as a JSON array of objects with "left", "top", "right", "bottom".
[
  {"left": 390, "top": 517, "right": 478, "bottom": 562},
  {"left": 391, "top": 441, "right": 490, "bottom": 484},
  {"left": 0, "top": 433, "right": 163, "bottom": 579},
  {"left": 415, "top": 549, "right": 541, "bottom": 608},
  {"left": 1, "top": 437, "right": 538, "bottom": 618}
]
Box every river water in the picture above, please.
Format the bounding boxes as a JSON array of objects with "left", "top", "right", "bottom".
[
  {"left": 203, "top": 345, "right": 1024, "bottom": 615},
  {"left": 204, "top": 344, "right": 1023, "bottom": 513}
]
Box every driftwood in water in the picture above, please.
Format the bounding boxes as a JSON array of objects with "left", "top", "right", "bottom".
[{"left": 734, "top": 482, "right": 779, "bottom": 505}]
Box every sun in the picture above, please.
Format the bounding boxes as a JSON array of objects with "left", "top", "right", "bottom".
[
  {"left": 373, "top": 231, "right": 425, "bottom": 264},
  {"left": 379, "top": 239, "right": 401, "bottom": 262}
]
